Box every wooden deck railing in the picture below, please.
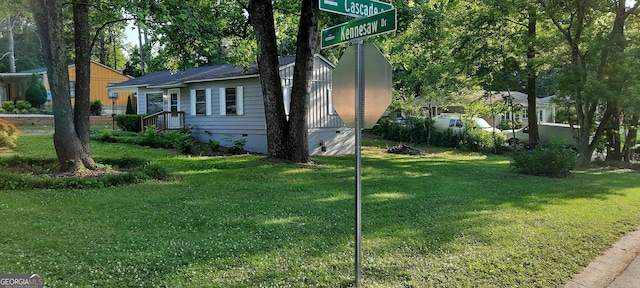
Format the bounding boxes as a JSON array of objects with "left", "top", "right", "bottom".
[{"left": 142, "top": 111, "right": 185, "bottom": 132}]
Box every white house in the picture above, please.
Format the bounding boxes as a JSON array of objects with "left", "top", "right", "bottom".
[
  {"left": 108, "top": 55, "right": 355, "bottom": 156},
  {"left": 485, "top": 91, "right": 557, "bottom": 126}
]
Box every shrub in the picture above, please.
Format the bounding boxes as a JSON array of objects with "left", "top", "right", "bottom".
[
  {"left": 99, "top": 129, "right": 116, "bottom": 142},
  {"left": 115, "top": 114, "right": 143, "bottom": 132},
  {"left": 15, "top": 100, "right": 31, "bottom": 110},
  {"left": 126, "top": 95, "right": 135, "bottom": 114},
  {"left": 366, "top": 117, "right": 434, "bottom": 144},
  {"left": 497, "top": 119, "right": 524, "bottom": 130},
  {"left": 163, "top": 129, "right": 195, "bottom": 154},
  {"left": 0, "top": 158, "right": 169, "bottom": 190},
  {"left": 223, "top": 134, "right": 247, "bottom": 154},
  {"left": 2, "top": 101, "right": 15, "bottom": 112},
  {"left": 511, "top": 141, "right": 578, "bottom": 177},
  {"left": 459, "top": 129, "right": 506, "bottom": 153},
  {"left": 25, "top": 73, "right": 47, "bottom": 108},
  {"left": 90, "top": 100, "right": 103, "bottom": 116},
  {"left": 0, "top": 118, "right": 21, "bottom": 149},
  {"left": 209, "top": 140, "right": 220, "bottom": 152}
]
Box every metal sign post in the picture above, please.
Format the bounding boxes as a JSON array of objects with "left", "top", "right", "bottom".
[
  {"left": 354, "top": 39, "right": 364, "bottom": 283},
  {"left": 320, "top": 1, "right": 395, "bottom": 284}
]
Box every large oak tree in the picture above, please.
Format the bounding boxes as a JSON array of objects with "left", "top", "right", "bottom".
[{"left": 29, "top": 0, "right": 97, "bottom": 172}]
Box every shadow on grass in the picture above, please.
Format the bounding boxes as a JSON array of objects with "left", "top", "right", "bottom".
[{"left": 1, "top": 143, "right": 640, "bottom": 287}]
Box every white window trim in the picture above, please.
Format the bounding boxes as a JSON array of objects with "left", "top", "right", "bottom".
[
  {"left": 219, "top": 86, "right": 244, "bottom": 116},
  {"left": 190, "top": 88, "right": 212, "bottom": 116}
]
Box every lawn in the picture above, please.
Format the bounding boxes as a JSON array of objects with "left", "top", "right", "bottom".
[{"left": 1, "top": 134, "right": 640, "bottom": 287}]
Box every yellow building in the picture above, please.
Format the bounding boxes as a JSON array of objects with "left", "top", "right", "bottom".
[{"left": 0, "top": 61, "right": 133, "bottom": 114}]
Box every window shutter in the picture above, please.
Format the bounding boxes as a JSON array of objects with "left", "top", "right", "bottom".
[
  {"left": 206, "top": 88, "right": 212, "bottom": 116},
  {"left": 237, "top": 86, "right": 244, "bottom": 115},
  {"left": 219, "top": 88, "right": 226, "bottom": 115},
  {"left": 190, "top": 89, "right": 196, "bottom": 116}
]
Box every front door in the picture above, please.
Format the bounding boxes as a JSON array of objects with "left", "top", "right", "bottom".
[{"left": 166, "top": 89, "right": 181, "bottom": 128}]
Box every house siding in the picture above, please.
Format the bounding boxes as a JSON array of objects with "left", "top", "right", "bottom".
[
  {"left": 279, "top": 56, "right": 344, "bottom": 129},
  {"left": 124, "top": 55, "right": 354, "bottom": 155}
]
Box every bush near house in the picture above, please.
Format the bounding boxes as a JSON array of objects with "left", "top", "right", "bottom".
[
  {"left": 1, "top": 101, "right": 14, "bottom": 112},
  {"left": 114, "top": 114, "right": 143, "bottom": 132},
  {"left": 15, "top": 101, "right": 31, "bottom": 113},
  {"left": 25, "top": 73, "right": 47, "bottom": 108},
  {"left": 126, "top": 96, "right": 135, "bottom": 114},
  {"left": 367, "top": 116, "right": 506, "bottom": 153},
  {"left": 90, "top": 100, "right": 103, "bottom": 116},
  {"left": 0, "top": 118, "right": 21, "bottom": 149},
  {"left": 511, "top": 140, "right": 578, "bottom": 177}
]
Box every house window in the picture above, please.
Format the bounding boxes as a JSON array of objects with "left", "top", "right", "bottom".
[
  {"left": 190, "top": 88, "right": 211, "bottom": 116},
  {"left": 522, "top": 109, "right": 528, "bottom": 120},
  {"left": 327, "top": 89, "right": 336, "bottom": 115},
  {"left": 219, "top": 86, "right": 243, "bottom": 116},
  {"left": 69, "top": 81, "right": 75, "bottom": 98},
  {"left": 146, "top": 92, "right": 163, "bottom": 114},
  {"left": 195, "top": 90, "right": 205, "bottom": 114}
]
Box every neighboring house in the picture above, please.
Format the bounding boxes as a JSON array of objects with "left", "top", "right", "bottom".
[
  {"left": 0, "top": 61, "right": 133, "bottom": 113},
  {"left": 108, "top": 55, "right": 355, "bottom": 156},
  {"left": 485, "top": 91, "right": 557, "bottom": 126}
]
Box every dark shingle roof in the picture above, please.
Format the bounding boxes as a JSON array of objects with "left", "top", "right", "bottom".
[{"left": 110, "top": 56, "right": 297, "bottom": 88}]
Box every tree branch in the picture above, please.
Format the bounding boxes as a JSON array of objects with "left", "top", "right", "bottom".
[{"left": 90, "top": 17, "right": 136, "bottom": 51}]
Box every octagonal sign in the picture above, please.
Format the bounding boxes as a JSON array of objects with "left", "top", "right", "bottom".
[{"left": 332, "top": 43, "right": 392, "bottom": 129}]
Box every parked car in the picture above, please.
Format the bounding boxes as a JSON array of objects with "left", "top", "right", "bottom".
[
  {"left": 503, "top": 122, "right": 577, "bottom": 146},
  {"left": 432, "top": 113, "right": 501, "bottom": 135}
]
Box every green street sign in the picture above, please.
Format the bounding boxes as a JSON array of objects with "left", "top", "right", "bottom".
[
  {"left": 320, "top": 0, "right": 393, "bottom": 18},
  {"left": 321, "top": 8, "right": 397, "bottom": 49}
]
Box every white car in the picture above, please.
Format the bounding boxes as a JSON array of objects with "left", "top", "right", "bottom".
[{"left": 433, "top": 113, "right": 501, "bottom": 135}]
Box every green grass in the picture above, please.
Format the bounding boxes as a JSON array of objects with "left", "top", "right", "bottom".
[{"left": 1, "top": 135, "right": 640, "bottom": 287}]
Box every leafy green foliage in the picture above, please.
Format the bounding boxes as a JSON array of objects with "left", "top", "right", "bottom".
[
  {"left": 368, "top": 117, "right": 505, "bottom": 153},
  {"left": 221, "top": 134, "right": 246, "bottom": 155},
  {"left": 89, "top": 100, "right": 103, "bottom": 116},
  {"left": 512, "top": 141, "right": 578, "bottom": 177},
  {"left": 367, "top": 117, "right": 434, "bottom": 144},
  {"left": 0, "top": 119, "right": 20, "bottom": 149},
  {"left": 15, "top": 100, "right": 31, "bottom": 111},
  {"left": 1, "top": 101, "right": 14, "bottom": 112},
  {"left": 24, "top": 73, "right": 47, "bottom": 108},
  {"left": 0, "top": 156, "right": 168, "bottom": 190},
  {"left": 114, "top": 114, "right": 143, "bottom": 132}
]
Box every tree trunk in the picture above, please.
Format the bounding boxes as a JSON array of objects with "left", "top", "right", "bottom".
[
  {"left": 248, "top": 0, "right": 289, "bottom": 159},
  {"left": 99, "top": 33, "right": 107, "bottom": 65},
  {"left": 29, "top": 0, "right": 95, "bottom": 172},
  {"left": 526, "top": 5, "right": 539, "bottom": 147},
  {"left": 73, "top": 0, "right": 97, "bottom": 170},
  {"left": 621, "top": 115, "right": 638, "bottom": 163},
  {"left": 7, "top": 17, "right": 16, "bottom": 73},
  {"left": 287, "top": 0, "right": 318, "bottom": 163}
]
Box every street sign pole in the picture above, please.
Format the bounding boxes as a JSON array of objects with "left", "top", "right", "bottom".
[
  {"left": 320, "top": 1, "right": 395, "bottom": 285},
  {"left": 354, "top": 39, "right": 364, "bottom": 284}
]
